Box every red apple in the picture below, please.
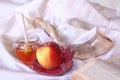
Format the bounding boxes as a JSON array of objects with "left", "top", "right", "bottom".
[{"left": 36, "top": 42, "right": 63, "bottom": 70}]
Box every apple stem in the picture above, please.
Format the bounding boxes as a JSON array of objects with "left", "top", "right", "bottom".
[{"left": 21, "top": 13, "right": 28, "bottom": 43}]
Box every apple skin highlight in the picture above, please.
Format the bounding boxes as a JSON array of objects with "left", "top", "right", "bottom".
[{"left": 36, "top": 42, "right": 63, "bottom": 70}]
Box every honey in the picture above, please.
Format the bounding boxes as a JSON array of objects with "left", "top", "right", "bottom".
[{"left": 14, "top": 34, "right": 40, "bottom": 66}]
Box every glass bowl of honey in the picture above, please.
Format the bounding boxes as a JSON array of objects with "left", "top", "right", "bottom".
[{"left": 14, "top": 33, "right": 41, "bottom": 66}]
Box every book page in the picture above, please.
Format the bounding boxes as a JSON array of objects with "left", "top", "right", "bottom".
[{"left": 71, "top": 59, "right": 120, "bottom": 80}]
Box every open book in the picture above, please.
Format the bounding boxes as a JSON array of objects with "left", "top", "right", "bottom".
[{"left": 70, "top": 56, "right": 120, "bottom": 80}]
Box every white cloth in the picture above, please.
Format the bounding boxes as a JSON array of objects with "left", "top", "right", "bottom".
[
  {"left": 89, "top": 0, "right": 120, "bottom": 16},
  {"left": 0, "top": 0, "right": 120, "bottom": 80}
]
